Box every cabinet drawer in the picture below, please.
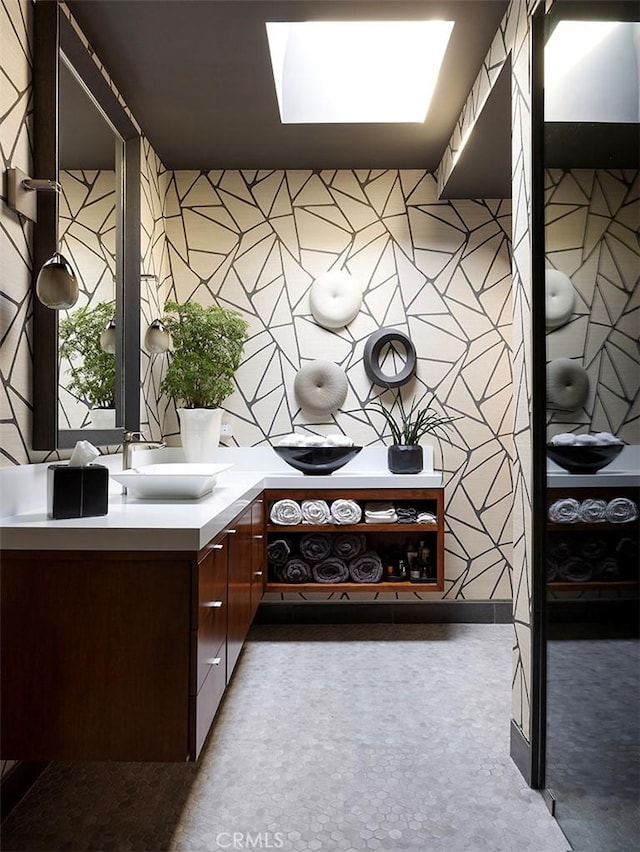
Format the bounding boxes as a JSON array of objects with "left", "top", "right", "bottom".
[
  {"left": 192, "top": 641, "right": 226, "bottom": 758},
  {"left": 197, "top": 554, "right": 227, "bottom": 693}
]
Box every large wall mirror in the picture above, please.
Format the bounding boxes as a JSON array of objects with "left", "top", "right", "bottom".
[
  {"left": 33, "top": 2, "right": 140, "bottom": 450},
  {"left": 532, "top": 0, "right": 639, "bottom": 847}
]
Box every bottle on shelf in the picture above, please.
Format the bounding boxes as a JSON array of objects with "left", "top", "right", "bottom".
[{"left": 418, "top": 540, "right": 433, "bottom": 580}]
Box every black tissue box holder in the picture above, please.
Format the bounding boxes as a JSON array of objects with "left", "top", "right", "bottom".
[{"left": 47, "top": 464, "right": 109, "bottom": 520}]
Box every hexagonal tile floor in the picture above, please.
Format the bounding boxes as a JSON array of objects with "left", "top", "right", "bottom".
[{"left": 1, "top": 624, "right": 569, "bottom": 851}]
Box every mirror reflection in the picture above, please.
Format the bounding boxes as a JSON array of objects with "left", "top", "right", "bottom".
[
  {"left": 543, "top": 12, "right": 639, "bottom": 852},
  {"left": 57, "top": 56, "right": 121, "bottom": 430}
]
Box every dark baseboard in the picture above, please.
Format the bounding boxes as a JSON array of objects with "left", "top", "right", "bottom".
[
  {"left": 255, "top": 600, "right": 512, "bottom": 625},
  {"left": 1, "top": 761, "right": 48, "bottom": 820},
  {"left": 510, "top": 720, "right": 532, "bottom": 786}
]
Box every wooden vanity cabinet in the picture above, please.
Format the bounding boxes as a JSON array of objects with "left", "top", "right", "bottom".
[
  {"left": 0, "top": 495, "right": 266, "bottom": 763},
  {"left": 250, "top": 497, "right": 265, "bottom": 620}
]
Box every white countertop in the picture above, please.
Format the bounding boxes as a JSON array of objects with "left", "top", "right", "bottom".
[{"left": 0, "top": 447, "right": 443, "bottom": 552}]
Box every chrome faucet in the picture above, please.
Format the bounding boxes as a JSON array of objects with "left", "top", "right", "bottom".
[{"left": 122, "top": 431, "right": 165, "bottom": 493}]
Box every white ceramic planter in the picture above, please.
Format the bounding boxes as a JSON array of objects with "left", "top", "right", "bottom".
[
  {"left": 89, "top": 408, "right": 116, "bottom": 429},
  {"left": 177, "top": 407, "right": 223, "bottom": 463}
]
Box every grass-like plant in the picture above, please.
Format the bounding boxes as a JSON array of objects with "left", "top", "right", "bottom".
[
  {"left": 370, "top": 393, "right": 459, "bottom": 445},
  {"left": 59, "top": 300, "right": 116, "bottom": 409},
  {"left": 160, "top": 300, "right": 249, "bottom": 408}
]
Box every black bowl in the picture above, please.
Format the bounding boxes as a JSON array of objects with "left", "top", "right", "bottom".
[
  {"left": 273, "top": 446, "right": 362, "bottom": 475},
  {"left": 546, "top": 444, "right": 623, "bottom": 474}
]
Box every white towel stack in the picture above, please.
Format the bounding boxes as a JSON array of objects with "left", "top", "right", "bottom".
[
  {"left": 417, "top": 511, "right": 437, "bottom": 524},
  {"left": 277, "top": 432, "right": 355, "bottom": 448},
  {"left": 301, "top": 499, "right": 331, "bottom": 524},
  {"left": 330, "top": 499, "right": 362, "bottom": 525},
  {"left": 549, "top": 431, "right": 623, "bottom": 446},
  {"left": 364, "top": 501, "right": 398, "bottom": 524}
]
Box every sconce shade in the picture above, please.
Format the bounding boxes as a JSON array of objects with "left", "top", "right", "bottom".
[
  {"left": 99, "top": 319, "right": 117, "bottom": 354},
  {"left": 36, "top": 252, "right": 78, "bottom": 309},
  {"left": 144, "top": 319, "right": 170, "bottom": 353}
]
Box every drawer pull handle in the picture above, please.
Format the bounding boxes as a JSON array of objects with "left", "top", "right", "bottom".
[
  {"left": 226, "top": 528, "right": 237, "bottom": 534},
  {"left": 203, "top": 600, "right": 223, "bottom": 608},
  {"left": 206, "top": 657, "right": 222, "bottom": 666},
  {"left": 212, "top": 544, "right": 224, "bottom": 550},
  {"left": 254, "top": 571, "right": 263, "bottom": 577},
  {"left": 254, "top": 534, "right": 264, "bottom": 540}
]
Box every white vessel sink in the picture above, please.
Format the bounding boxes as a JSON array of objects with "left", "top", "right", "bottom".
[{"left": 111, "top": 463, "right": 233, "bottom": 499}]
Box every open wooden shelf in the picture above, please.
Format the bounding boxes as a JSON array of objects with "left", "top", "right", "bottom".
[
  {"left": 548, "top": 580, "right": 639, "bottom": 591},
  {"left": 266, "top": 523, "right": 439, "bottom": 534},
  {"left": 266, "top": 581, "right": 439, "bottom": 592}
]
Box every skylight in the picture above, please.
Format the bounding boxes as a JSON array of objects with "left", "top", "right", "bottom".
[{"left": 265, "top": 21, "right": 454, "bottom": 124}]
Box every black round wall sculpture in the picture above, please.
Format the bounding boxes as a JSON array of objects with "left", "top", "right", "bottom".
[{"left": 363, "top": 328, "right": 417, "bottom": 388}]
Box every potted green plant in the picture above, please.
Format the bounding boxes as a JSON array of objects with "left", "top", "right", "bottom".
[
  {"left": 59, "top": 300, "right": 116, "bottom": 427},
  {"left": 370, "top": 393, "right": 458, "bottom": 473},
  {"left": 160, "top": 300, "right": 249, "bottom": 462}
]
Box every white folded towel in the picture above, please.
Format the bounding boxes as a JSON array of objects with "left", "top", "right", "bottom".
[
  {"left": 549, "top": 433, "right": 577, "bottom": 446},
  {"left": 301, "top": 499, "right": 331, "bottom": 524},
  {"left": 270, "top": 499, "right": 303, "bottom": 525},
  {"left": 277, "top": 433, "right": 306, "bottom": 447},
  {"left": 330, "top": 499, "right": 362, "bottom": 525},
  {"left": 325, "top": 433, "right": 354, "bottom": 447},
  {"left": 605, "top": 498, "right": 639, "bottom": 524},
  {"left": 364, "top": 501, "right": 397, "bottom": 523},
  {"left": 548, "top": 498, "right": 581, "bottom": 523}
]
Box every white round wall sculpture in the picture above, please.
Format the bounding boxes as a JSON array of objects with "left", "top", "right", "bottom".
[
  {"left": 546, "top": 358, "right": 590, "bottom": 411},
  {"left": 294, "top": 361, "right": 348, "bottom": 416},
  {"left": 545, "top": 269, "right": 575, "bottom": 330},
  {"left": 309, "top": 270, "right": 362, "bottom": 329}
]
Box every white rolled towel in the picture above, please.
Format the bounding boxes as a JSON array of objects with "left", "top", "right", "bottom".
[
  {"left": 277, "top": 433, "right": 306, "bottom": 447},
  {"left": 325, "top": 433, "right": 354, "bottom": 447},
  {"left": 574, "top": 434, "right": 599, "bottom": 445},
  {"left": 579, "top": 499, "right": 607, "bottom": 523},
  {"left": 549, "top": 433, "right": 577, "bottom": 446},
  {"left": 301, "top": 499, "right": 331, "bottom": 524},
  {"left": 270, "top": 499, "right": 303, "bottom": 525},
  {"left": 302, "top": 435, "right": 327, "bottom": 447},
  {"left": 548, "top": 498, "right": 581, "bottom": 523},
  {"left": 330, "top": 499, "right": 362, "bottom": 525},
  {"left": 592, "top": 432, "right": 623, "bottom": 445},
  {"left": 605, "top": 498, "right": 639, "bottom": 524},
  {"left": 417, "top": 511, "right": 437, "bottom": 524}
]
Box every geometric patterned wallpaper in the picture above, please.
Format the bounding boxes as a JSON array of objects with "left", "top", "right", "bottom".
[
  {"left": 545, "top": 168, "right": 639, "bottom": 444},
  {"left": 160, "top": 169, "right": 514, "bottom": 605},
  {"left": 58, "top": 169, "right": 116, "bottom": 429},
  {"left": 439, "top": 0, "right": 541, "bottom": 742},
  {"left": 1, "top": 0, "right": 34, "bottom": 468}
]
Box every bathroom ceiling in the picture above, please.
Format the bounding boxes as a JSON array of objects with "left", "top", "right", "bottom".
[{"left": 65, "top": 0, "right": 510, "bottom": 185}]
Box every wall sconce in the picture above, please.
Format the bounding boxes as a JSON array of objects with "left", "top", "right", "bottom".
[
  {"left": 99, "top": 318, "right": 117, "bottom": 354},
  {"left": 6, "top": 166, "right": 79, "bottom": 310},
  {"left": 144, "top": 319, "right": 170, "bottom": 354}
]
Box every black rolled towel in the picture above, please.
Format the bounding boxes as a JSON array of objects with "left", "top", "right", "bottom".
[
  {"left": 267, "top": 538, "right": 291, "bottom": 567},
  {"left": 548, "top": 536, "right": 574, "bottom": 561},
  {"left": 312, "top": 557, "right": 350, "bottom": 584},
  {"left": 331, "top": 532, "right": 367, "bottom": 560},
  {"left": 278, "top": 558, "right": 312, "bottom": 584},
  {"left": 299, "top": 533, "right": 332, "bottom": 563},
  {"left": 594, "top": 557, "right": 621, "bottom": 581},
  {"left": 578, "top": 535, "right": 607, "bottom": 562},
  {"left": 558, "top": 557, "right": 593, "bottom": 583},
  {"left": 547, "top": 559, "right": 559, "bottom": 582},
  {"left": 349, "top": 550, "right": 384, "bottom": 583}
]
